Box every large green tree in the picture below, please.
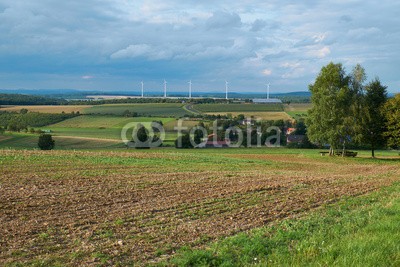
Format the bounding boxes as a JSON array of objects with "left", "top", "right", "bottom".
[
  {"left": 359, "top": 78, "right": 388, "bottom": 157},
  {"left": 383, "top": 94, "right": 400, "bottom": 148},
  {"left": 307, "top": 62, "right": 354, "bottom": 155},
  {"left": 349, "top": 64, "right": 367, "bottom": 144}
]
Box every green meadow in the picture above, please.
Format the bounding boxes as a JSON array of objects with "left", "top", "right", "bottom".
[
  {"left": 83, "top": 103, "right": 191, "bottom": 117},
  {"left": 193, "top": 103, "right": 284, "bottom": 113}
]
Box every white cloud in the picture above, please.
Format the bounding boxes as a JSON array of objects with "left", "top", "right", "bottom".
[
  {"left": 309, "top": 46, "right": 331, "bottom": 59},
  {"left": 81, "top": 75, "right": 94, "bottom": 80},
  {"left": 111, "top": 44, "right": 177, "bottom": 61},
  {"left": 262, "top": 69, "right": 272, "bottom": 76},
  {"left": 111, "top": 44, "right": 152, "bottom": 59},
  {"left": 281, "top": 62, "right": 301, "bottom": 69}
]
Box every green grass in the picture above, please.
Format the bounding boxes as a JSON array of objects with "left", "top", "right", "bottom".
[
  {"left": 49, "top": 115, "right": 135, "bottom": 128},
  {"left": 51, "top": 127, "right": 177, "bottom": 143},
  {"left": 163, "top": 182, "right": 400, "bottom": 267},
  {"left": 49, "top": 115, "right": 174, "bottom": 128},
  {"left": 48, "top": 127, "right": 122, "bottom": 140},
  {"left": 0, "top": 114, "right": 193, "bottom": 148},
  {"left": 83, "top": 103, "right": 190, "bottom": 117},
  {"left": 46, "top": 115, "right": 176, "bottom": 141},
  {"left": 0, "top": 133, "right": 124, "bottom": 150},
  {"left": 286, "top": 111, "right": 308, "bottom": 121},
  {"left": 284, "top": 103, "right": 312, "bottom": 121},
  {"left": 193, "top": 103, "right": 284, "bottom": 113},
  {"left": 0, "top": 134, "right": 38, "bottom": 149}
]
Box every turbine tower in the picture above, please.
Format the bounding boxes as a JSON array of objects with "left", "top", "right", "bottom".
[
  {"left": 163, "top": 79, "right": 167, "bottom": 98},
  {"left": 267, "top": 83, "right": 270, "bottom": 100},
  {"left": 141, "top": 81, "right": 144, "bottom": 98},
  {"left": 188, "top": 80, "right": 192, "bottom": 98},
  {"left": 225, "top": 80, "right": 229, "bottom": 100}
]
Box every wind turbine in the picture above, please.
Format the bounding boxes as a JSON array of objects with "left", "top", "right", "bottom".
[
  {"left": 163, "top": 79, "right": 167, "bottom": 98},
  {"left": 188, "top": 80, "right": 192, "bottom": 98},
  {"left": 266, "top": 82, "right": 270, "bottom": 100},
  {"left": 141, "top": 81, "right": 144, "bottom": 98},
  {"left": 225, "top": 80, "right": 229, "bottom": 100}
]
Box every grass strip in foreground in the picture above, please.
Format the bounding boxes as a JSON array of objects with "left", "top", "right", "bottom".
[{"left": 162, "top": 182, "right": 400, "bottom": 267}]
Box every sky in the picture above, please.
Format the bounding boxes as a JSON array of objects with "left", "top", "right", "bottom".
[{"left": 0, "top": 0, "right": 399, "bottom": 94}]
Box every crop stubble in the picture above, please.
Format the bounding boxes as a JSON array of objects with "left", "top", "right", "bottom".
[{"left": 0, "top": 150, "right": 399, "bottom": 265}]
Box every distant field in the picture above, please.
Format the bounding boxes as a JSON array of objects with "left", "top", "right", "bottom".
[
  {"left": 47, "top": 127, "right": 178, "bottom": 145},
  {"left": 1, "top": 148, "right": 399, "bottom": 265},
  {"left": 52, "top": 136, "right": 123, "bottom": 149},
  {"left": 0, "top": 105, "right": 91, "bottom": 113},
  {"left": 194, "top": 103, "right": 284, "bottom": 113},
  {"left": 83, "top": 103, "right": 190, "bottom": 117},
  {"left": 47, "top": 115, "right": 176, "bottom": 141},
  {"left": 49, "top": 127, "right": 122, "bottom": 140},
  {"left": 46, "top": 115, "right": 196, "bottom": 145},
  {"left": 284, "top": 103, "right": 312, "bottom": 120},
  {"left": 284, "top": 103, "right": 312, "bottom": 112},
  {"left": 0, "top": 116, "right": 201, "bottom": 147},
  {"left": 0, "top": 135, "right": 37, "bottom": 149},
  {"left": 0, "top": 135, "right": 12, "bottom": 142},
  {"left": 49, "top": 115, "right": 175, "bottom": 129},
  {"left": 0, "top": 134, "right": 123, "bottom": 149},
  {"left": 205, "top": 111, "right": 293, "bottom": 121},
  {"left": 162, "top": 119, "right": 200, "bottom": 131}
]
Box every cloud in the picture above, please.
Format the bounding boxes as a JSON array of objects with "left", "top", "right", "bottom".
[
  {"left": 81, "top": 75, "right": 94, "bottom": 80},
  {"left": 0, "top": 0, "right": 400, "bottom": 93},
  {"left": 111, "top": 44, "right": 154, "bottom": 59},
  {"left": 206, "top": 11, "right": 242, "bottom": 29},
  {"left": 310, "top": 46, "right": 331, "bottom": 59},
  {"left": 109, "top": 44, "right": 189, "bottom": 61},
  {"left": 251, "top": 19, "right": 267, "bottom": 32},
  {"left": 340, "top": 15, "right": 352, "bottom": 23},
  {"left": 281, "top": 62, "right": 306, "bottom": 79},
  {"left": 318, "top": 46, "right": 331, "bottom": 58},
  {"left": 347, "top": 27, "right": 382, "bottom": 40},
  {"left": 262, "top": 69, "right": 272, "bottom": 76},
  {"left": 294, "top": 33, "right": 326, "bottom": 48}
]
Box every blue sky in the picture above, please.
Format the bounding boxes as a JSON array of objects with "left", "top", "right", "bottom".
[{"left": 0, "top": 0, "right": 399, "bottom": 94}]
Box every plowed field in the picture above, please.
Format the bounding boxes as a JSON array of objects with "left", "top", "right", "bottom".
[{"left": 0, "top": 149, "right": 399, "bottom": 266}]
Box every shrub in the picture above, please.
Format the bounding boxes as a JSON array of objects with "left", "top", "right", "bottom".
[
  {"left": 175, "top": 133, "right": 194, "bottom": 149},
  {"left": 38, "top": 134, "right": 55, "bottom": 150}
]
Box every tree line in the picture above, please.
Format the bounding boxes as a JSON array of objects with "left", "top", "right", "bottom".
[
  {"left": 307, "top": 62, "right": 400, "bottom": 157},
  {"left": 0, "top": 94, "right": 67, "bottom": 105},
  {"left": 0, "top": 110, "right": 78, "bottom": 132}
]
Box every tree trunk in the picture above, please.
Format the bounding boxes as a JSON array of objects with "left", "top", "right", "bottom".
[
  {"left": 329, "top": 146, "right": 334, "bottom": 156},
  {"left": 372, "top": 143, "right": 375, "bottom": 158},
  {"left": 342, "top": 141, "right": 346, "bottom": 157}
]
